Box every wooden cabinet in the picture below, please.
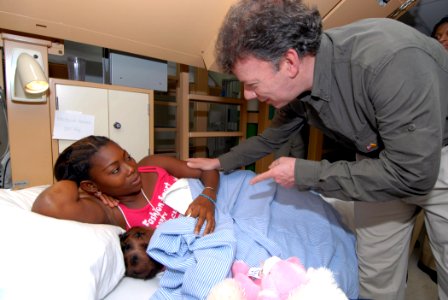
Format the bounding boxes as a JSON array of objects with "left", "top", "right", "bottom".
[{"left": 50, "top": 79, "right": 154, "bottom": 167}]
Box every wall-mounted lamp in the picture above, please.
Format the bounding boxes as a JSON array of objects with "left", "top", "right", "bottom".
[{"left": 11, "top": 48, "right": 49, "bottom": 103}]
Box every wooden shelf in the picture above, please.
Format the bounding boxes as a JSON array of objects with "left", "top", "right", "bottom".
[
  {"left": 177, "top": 70, "right": 247, "bottom": 160},
  {"left": 189, "top": 131, "right": 244, "bottom": 138},
  {"left": 189, "top": 93, "right": 243, "bottom": 105},
  {"left": 247, "top": 112, "right": 259, "bottom": 123},
  {"left": 155, "top": 127, "right": 176, "bottom": 132},
  {"left": 167, "top": 75, "right": 178, "bottom": 82},
  {"left": 154, "top": 100, "right": 177, "bottom": 107}
]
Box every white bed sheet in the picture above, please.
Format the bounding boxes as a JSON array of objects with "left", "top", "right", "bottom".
[
  {"left": 0, "top": 185, "right": 158, "bottom": 300},
  {"left": 103, "top": 274, "right": 161, "bottom": 300},
  {"left": 0, "top": 182, "right": 355, "bottom": 300}
]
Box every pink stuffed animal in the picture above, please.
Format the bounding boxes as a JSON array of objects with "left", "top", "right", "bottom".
[
  {"left": 232, "top": 260, "right": 261, "bottom": 299},
  {"left": 258, "top": 257, "right": 308, "bottom": 300},
  {"left": 207, "top": 256, "right": 348, "bottom": 300}
]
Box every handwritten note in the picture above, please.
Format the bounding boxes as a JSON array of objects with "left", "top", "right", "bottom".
[{"left": 53, "top": 110, "right": 95, "bottom": 140}]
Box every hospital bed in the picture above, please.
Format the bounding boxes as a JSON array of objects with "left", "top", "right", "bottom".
[{"left": 0, "top": 171, "right": 358, "bottom": 300}]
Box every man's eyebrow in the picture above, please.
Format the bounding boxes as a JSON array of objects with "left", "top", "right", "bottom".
[{"left": 245, "top": 81, "right": 258, "bottom": 86}]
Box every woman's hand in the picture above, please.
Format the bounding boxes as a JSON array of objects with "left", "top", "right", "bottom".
[
  {"left": 94, "top": 192, "right": 119, "bottom": 208},
  {"left": 185, "top": 193, "right": 216, "bottom": 235}
]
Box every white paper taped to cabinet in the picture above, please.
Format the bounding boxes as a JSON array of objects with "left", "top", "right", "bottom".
[
  {"left": 52, "top": 110, "right": 94, "bottom": 140},
  {"left": 162, "top": 178, "right": 193, "bottom": 215}
]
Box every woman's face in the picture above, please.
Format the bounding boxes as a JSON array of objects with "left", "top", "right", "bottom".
[
  {"left": 88, "top": 142, "right": 142, "bottom": 197},
  {"left": 434, "top": 22, "right": 448, "bottom": 51}
]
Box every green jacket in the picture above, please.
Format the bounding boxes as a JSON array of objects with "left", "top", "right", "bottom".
[{"left": 219, "top": 18, "right": 448, "bottom": 202}]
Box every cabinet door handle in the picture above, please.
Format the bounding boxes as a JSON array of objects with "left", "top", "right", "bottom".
[{"left": 113, "top": 122, "right": 122, "bottom": 129}]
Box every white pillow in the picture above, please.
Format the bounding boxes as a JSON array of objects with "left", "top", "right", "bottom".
[
  {"left": 0, "top": 186, "right": 125, "bottom": 300},
  {"left": 104, "top": 275, "right": 161, "bottom": 300}
]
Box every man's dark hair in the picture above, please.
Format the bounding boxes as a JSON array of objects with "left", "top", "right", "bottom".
[
  {"left": 431, "top": 16, "right": 448, "bottom": 38},
  {"left": 215, "top": 0, "right": 322, "bottom": 73}
]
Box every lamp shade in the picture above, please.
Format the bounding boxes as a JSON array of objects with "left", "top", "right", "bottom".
[{"left": 16, "top": 53, "right": 49, "bottom": 94}]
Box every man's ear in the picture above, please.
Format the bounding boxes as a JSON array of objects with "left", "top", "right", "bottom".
[
  {"left": 80, "top": 180, "right": 98, "bottom": 194},
  {"left": 282, "top": 48, "right": 300, "bottom": 77}
]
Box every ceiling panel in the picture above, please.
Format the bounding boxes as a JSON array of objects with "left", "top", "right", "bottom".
[{"left": 0, "top": 0, "right": 408, "bottom": 71}]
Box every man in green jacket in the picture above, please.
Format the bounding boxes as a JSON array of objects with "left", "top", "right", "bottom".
[{"left": 187, "top": 1, "right": 448, "bottom": 299}]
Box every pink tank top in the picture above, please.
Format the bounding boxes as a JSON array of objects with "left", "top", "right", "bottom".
[{"left": 117, "top": 166, "right": 181, "bottom": 230}]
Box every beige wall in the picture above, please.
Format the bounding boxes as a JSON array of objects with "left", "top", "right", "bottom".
[{"left": 2, "top": 35, "right": 54, "bottom": 189}]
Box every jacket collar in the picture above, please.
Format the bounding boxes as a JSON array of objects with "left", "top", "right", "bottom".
[{"left": 310, "top": 33, "right": 333, "bottom": 102}]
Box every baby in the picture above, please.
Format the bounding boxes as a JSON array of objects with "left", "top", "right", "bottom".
[{"left": 119, "top": 226, "right": 162, "bottom": 279}]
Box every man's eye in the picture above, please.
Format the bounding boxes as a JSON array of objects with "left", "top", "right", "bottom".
[{"left": 111, "top": 168, "right": 119, "bottom": 174}]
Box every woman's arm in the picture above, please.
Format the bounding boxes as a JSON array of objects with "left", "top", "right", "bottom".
[
  {"left": 32, "top": 180, "right": 116, "bottom": 225},
  {"left": 139, "top": 155, "right": 219, "bottom": 234},
  {"left": 139, "top": 155, "right": 219, "bottom": 190}
]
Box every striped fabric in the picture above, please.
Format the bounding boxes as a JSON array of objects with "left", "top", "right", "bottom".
[
  {"left": 148, "top": 215, "right": 236, "bottom": 299},
  {"left": 147, "top": 170, "right": 358, "bottom": 299}
]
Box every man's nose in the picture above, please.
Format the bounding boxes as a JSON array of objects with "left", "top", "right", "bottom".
[{"left": 243, "top": 89, "right": 257, "bottom": 101}]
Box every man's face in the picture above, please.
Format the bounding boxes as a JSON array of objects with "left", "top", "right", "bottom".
[
  {"left": 435, "top": 22, "right": 448, "bottom": 51},
  {"left": 232, "top": 55, "right": 300, "bottom": 108}
]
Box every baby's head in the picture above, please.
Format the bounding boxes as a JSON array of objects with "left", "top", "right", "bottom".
[{"left": 119, "top": 226, "right": 164, "bottom": 279}]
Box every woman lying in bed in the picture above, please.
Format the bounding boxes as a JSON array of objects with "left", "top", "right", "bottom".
[
  {"left": 120, "top": 168, "right": 359, "bottom": 299},
  {"left": 33, "top": 136, "right": 358, "bottom": 298},
  {"left": 32, "top": 135, "right": 219, "bottom": 278}
]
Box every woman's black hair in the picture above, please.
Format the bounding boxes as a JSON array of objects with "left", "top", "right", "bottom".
[
  {"left": 431, "top": 16, "right": 448, "bottom": 38},
  {"left": 54, "top": 135, "right": 112, "bottom": 185}
]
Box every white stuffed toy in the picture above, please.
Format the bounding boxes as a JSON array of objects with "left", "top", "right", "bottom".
[{"left": 208, "top": 256, "right": 348, "bottom": 300}]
